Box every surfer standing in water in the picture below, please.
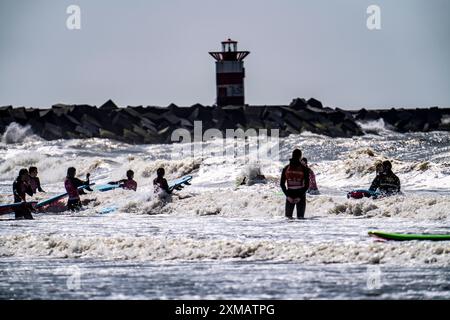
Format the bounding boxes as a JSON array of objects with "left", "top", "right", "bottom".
[
  {"left": 280, "top": 149, "right": 310, "bottom": 219},
  {"left": 28, "top": 166, "right": 45, "bottom": 195},
  {"left": 153, "top": 168, "right": 171, "bottom": 194},
  {"left": 110, "top": 169, "right": 137, "bottom": 191},
  {"left": 64, "top": 167, "right": 91, "bottom": 211},
  {"left": 12, "top": 168, "right": 34, "bottom": 220},
  {"left": 369, "top": 160, "right": 401, "bottom": 195},
  {"left": 153, "top": 168, "right": 185, "bottom": 196}
]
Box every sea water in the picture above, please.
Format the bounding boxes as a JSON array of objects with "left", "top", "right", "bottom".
[{"left": 0, "top": 121, "right": 449, "bottom": 299}]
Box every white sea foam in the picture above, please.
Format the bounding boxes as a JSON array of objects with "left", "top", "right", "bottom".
[
  {"left": 0, "top": 233, "right": 448, "bottom": 266},
  {"left": 1, "top": 122, "right": 41, "bottom": 144}
]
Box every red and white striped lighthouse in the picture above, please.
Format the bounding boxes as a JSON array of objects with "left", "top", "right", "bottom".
[{"left": 209, "top": 39, "right": 250, "bottom": 107}]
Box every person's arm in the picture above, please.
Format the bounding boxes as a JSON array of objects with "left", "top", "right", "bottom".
[
  {"left": 395, "top": 175, "right": 401, "bottom": 192},
  {"left": 280, "top": 166, "right": 288, "bottom": 196},
  {"left": 310, "top": 170, "right": 318, "bottom": 190},
  {"left": 163, "top": 179, "right": 173, "bottom": 194},
  {"left": 36, "top": 177, "right": 45, "bottom": 192},
  {"left": 72, "top": 177, "right": 89, "bottom": 188},
  {"left": 109, "top": 179, "right": 126, "bottom": 185},
  {"left": 369, "top": 176, "right": 379, "bottom": 192},
  {"left": 303, "top": 168, "right": 310, "bottom": 193}
]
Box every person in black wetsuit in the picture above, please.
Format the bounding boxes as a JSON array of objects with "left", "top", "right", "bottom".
[
  {"left": 64, "top": 167, "right": 90, "bottom": 211},
  {"left": 28, "top": 166, "right": 45, "bottom": 195},
  {"left": 369, "top": 160, "right": 400, "bottom": 195},
  {"left": 13, "top": 168, "right": 34, "bottom": 219},
  {"left": 280, "top": 149, "right": 310, "bottom": 219}
]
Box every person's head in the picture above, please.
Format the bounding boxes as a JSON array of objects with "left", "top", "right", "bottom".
[
  {"left": 126, "top": 169, "right": 134, "bottom": 179},
  {"left": 292, "top": 149, "right": 302, "bottom": 161},
  {"left": 156, "top": 168, "right": 165, "bottom": 178},
  {"left": 67, "top": 167, "right": 76, "bottom": 178},
  {"left": 301, "top": 158, "right": 308, "bottom": 166},
  {"left": 29, "top": 166, "right": 38, "bottom": 177},
  {"left": 382, "top": 160, "right": 392, "bottom": 172},
  {"left": 18, "top": 168, "right": 29, "bottom": 181},
  {"left": 375, "top": 161, "right": 383, "bottom": 174}
]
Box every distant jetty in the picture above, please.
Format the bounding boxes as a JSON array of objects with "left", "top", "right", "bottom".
[{"left": 1, "top": 98, "right": 449, "bottom": 144}]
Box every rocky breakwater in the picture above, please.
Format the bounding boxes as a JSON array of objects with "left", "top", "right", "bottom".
[{"left": 0, "top": 98, "right": 449, "bottom": 144}]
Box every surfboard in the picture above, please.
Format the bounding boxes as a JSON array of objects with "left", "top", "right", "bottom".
[
  {"left": 347, "top": 189, "right": 380, "bottom": 199},
  {"left": 93, "top": 184, "right": 121, "bottom": 192},
  {"left": 369, "top": 231, "right": 450, "bottom": 241},
  {"left": 98, "top": 206, "right": 119, "bottom": 214},
  {"left": 35, "top": 184, "right": 94, "bottom": 208},
  {"left": 168, "top": 175, "right": 193, "bottom": 191},
  {"left": 0, "top": 202, "right": 38, "bottom": 216}
]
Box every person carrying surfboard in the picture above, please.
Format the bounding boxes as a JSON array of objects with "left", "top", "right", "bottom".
[
  {"left": 153, "top": 168, "right": 185, "bottom": 194},
  {"left": 64, "top": 167, "right": 91, "bottom": 211},
  {"left": 280, "top": 149, "right": 310, "bottom": 219},
  {"left": 153, "top": 168, "right": 171, "bottom": 194},
  {"left": 369, "top": 160, "right": 400, "bottom": 195},
  {"left": 28, "top": 166, "right": 45, "bottom": 195},
  {"left": 12, "top": 168, "right": 34, "bottom": 219},
  {"left": 109, "top": 170, "right": 137, "bottom": 191}
]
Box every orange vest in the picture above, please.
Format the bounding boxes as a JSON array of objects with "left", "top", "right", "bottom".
[{"left": 286, "top": 165, "right": 305, "bottom": 189}]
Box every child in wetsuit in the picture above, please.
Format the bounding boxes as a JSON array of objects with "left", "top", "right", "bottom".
[
  {"left": 64, "top": 167, "right": 90, "bottom": 211},
  {"left": 301, "top": 158, "right": 320, "bottom": 195},
  {"left": 13, "top": 168, "right": 34, "bottom": 219},
  {"left": 153, "top": 168, "right": 171, "bottom": 194},
  {"left": 28, "top": 166, "right": 45, "bottom": 195},
  {"left": 110, "top": 170, "right": 137, "bottom": 191}
]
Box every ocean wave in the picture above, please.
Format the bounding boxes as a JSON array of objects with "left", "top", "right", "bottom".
[
  {"left": 0, "top": 234, "right": 448, "bottom": 266},
  {"left": 1, "top": 123, "right": 42, "bottom": 144}
]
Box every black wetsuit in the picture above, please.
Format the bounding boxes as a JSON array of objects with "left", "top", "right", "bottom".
[
  {"left": 153, "top": 177, "right": 171, "bottom": 194},
  {"left": 13, "top": 179, "right": 34, "bottom": 219},
  {"left": 29, "top": 176, "right": 44, "bottom": 194},
  {"left": 369, "top": 170, "right": 401, "bottom": 194},
  {"left": 280, "top": 159, "right": 310, "bottom": 219}
]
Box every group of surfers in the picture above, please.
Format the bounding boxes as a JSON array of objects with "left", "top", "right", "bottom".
[
  {"left": 8, "top": 149, "right": 400, "bottom": 220},
  {"left": 279, "top": 149, "right": 401, "bottom": 219},
  {"left": 11, "top": 166, "right": 175, "bottom": 219}
]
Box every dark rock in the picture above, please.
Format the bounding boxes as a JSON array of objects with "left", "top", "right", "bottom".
[
  {"left": 123, "top": 107, "right": 143, "bottom": 119},
  {"left": 123, "top": 128, "right": 142, "bottom": 143},
  {"left": 52, "top": 104, "right": 74, "bottom": 116},
  {"left": 82, "top": 114, "right": 102, "bottom": 128},
  {"left": 42, "top": 122, "right": 63, "bottom": 140},
  {"left": 140, "top": 117, "right": 157, "bottom": 132},
  {"left": 307, "top": 98, "right": 323, "bottom": 109},
  {"left": 9, "top": 107, "right": 28, "bottom": 122},
  {"left": 161, "top": 112, "right": 181, "bottom": 125},
  {"left": 2, "top": 98, "right": 448, "bottom": 143},
  {"left": 0, "top": 106, "right": 13, "bottom": 125},
  {"left": 289, "top": 98, "right": 308, "bottom": 110},
  {"left": 99, "top": 129, "right": 120, "bottom": 140},
  {"left": 142, "top": 110, "right": 163, "bottom": 122},
  {"left": 426, "top": 107, "right": 442, "bottom": 130},
  {"left": 283, "top": 111, "right": 304, "bottom": 134},
  {"left": 100, "top": 99, "right": 118, "bottom": 110}
]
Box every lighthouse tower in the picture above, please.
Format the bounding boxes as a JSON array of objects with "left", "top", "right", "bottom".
[{"left": 209, "top": 39, "right": 250, "bottom": 107}]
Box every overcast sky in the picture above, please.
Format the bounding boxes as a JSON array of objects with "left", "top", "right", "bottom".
[{"left": 0, "top": 0, "right": 449, "bottom": 109}]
